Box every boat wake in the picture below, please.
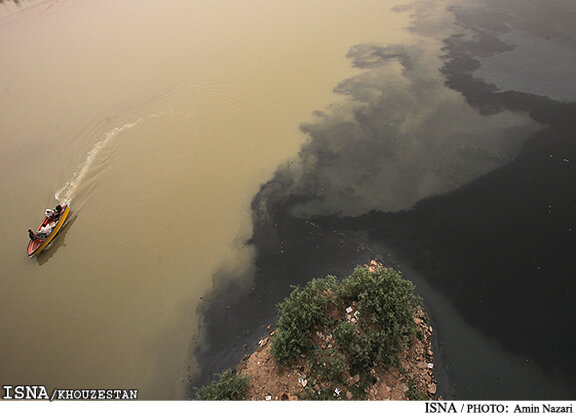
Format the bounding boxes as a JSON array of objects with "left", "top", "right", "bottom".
[
  {"left": 54, "top": 119, "right": 142, "bottom": 206},
  {"left": 53, "top": 84, "right": 231, "bottom": 208}
]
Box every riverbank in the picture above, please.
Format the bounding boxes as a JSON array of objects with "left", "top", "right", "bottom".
[
  {"left": 238, "top": 307, "right": 437, "bottom": 400},
  {"left": 198, "top": 261, "right": 438, "bottom": 401}
]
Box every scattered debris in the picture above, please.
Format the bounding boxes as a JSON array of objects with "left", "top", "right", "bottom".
[{"left": 258, "top": 337, "right": 269, "bottom": 348}]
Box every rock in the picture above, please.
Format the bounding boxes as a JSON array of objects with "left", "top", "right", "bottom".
[
  {"left": 416, "top": 361, "right": 427, "bottom": 369},
  {"left": 428, "top": 384, "right": 437, "bottom": 395},
  {"left": 414, "top": 317, "right": 423, "bottom": 325},
  {"left": 350, "top": 374, "right": 360, "bottom": 385},
  {"left": 380, "top": 386, "right": 391, "bottom": 400},
  {"left": 427, "top": 349, "right": 434, "bottom": 356},
  {"left": 346, "top": 391, "right": 353, "bottom": 400},
  {"left": 281, "top": 393, "right": 298, "bottom": 401}
]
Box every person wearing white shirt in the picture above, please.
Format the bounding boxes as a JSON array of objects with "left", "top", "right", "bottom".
[
  {"left": 37, "top": 223, "right": 54, "bottom": 239},
  {"left": 45, "top": 205, "right": 62, "bottom": 221}
]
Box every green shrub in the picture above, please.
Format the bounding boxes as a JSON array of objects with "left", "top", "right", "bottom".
[
  {"left": 299, "top": 348, "right": 349, "bottom": 401},
  {"left": 341, "top": 266, "right": 420, "bottom": 366},
  {"left": 310, "top": 348, "right": 347, "bottom": 384},
  {"left": 271, "top": 265, "right": 420, "bottom": 373},
  {"left": 270, "top": 275, "right": 340, "bottom": 366},
  {"left": 195, "top": 369, "right": 250, "bottom": 400},
  {"left": 340, "top": 266, "right": 419, "bottom": 340},
  {"left": 333, "top": 320, "right": 356, "bottom": 347}
]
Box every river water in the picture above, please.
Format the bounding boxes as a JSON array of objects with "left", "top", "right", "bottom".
[
  {"left": 3, "top": 0, "right": 575, "bottom": 401},
  {"left": 0, "top": 0, "right": 412, "bottom": 399}
]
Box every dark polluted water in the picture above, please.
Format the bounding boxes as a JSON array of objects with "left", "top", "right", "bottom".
[{"left": 192, "top": 0, "right": 576, "bottom": 399}]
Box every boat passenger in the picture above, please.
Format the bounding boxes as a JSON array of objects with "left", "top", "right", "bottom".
[
  {"left": 28, "top": 229, "right": 36, "bottom": 240},
  {"left": 46, "top": 205, "right": 62, "bottom": 221},
  {"left": 37, "top": 223, "right": 54, "bottom": 239}
]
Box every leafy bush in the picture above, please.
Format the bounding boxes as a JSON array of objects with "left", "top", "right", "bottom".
[
  {"left": 270, "top": 275, "right": 340, "bottom": 366},
  {"left": 298, "top": 347, "right": 349, "bottom": 400},
  {"left": 340, "top": 266, "right": 420, "bottom": 368},
  {"left": 340, "top": 266, "right": 419, "bottom": 341},
  {"left": 270, "top": 265, "right": 420, "bottom": 380},
  {"left": 195, "top": 369, "right": 250, "bottom": 400}
]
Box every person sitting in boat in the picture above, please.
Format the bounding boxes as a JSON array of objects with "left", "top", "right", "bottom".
[
  {"left": 53, "top": 205, "right": 62, "bottom": 220},
  {"left": 36, "top": 223, "right": 54, "bottom": 239},
  {"left": 28, "top": 229, "right": 37, "bottom": 240},
  {"left": 45, "top": 205, "right": 62, "bottom": 221}
]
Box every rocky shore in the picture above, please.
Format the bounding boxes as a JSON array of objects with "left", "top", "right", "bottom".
[{"left": 236, "top": 261, "right": 438, "bottom": 401}]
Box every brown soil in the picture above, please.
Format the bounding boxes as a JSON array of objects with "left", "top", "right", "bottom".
[{"left": 237, "top": 261, "right": 438, "bottom": 401}]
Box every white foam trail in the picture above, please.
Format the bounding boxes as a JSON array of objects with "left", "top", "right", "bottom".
[
  {"left": 54, "top": 109, "right": 188, "bottom": 206},
  {"left": 55, "top": 120, "right": 141, "bottom": 205}
]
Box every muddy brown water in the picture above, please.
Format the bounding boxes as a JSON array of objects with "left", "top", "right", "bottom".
[{"left": 0, "top": 0, "right": 412, "bottom": 399}]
